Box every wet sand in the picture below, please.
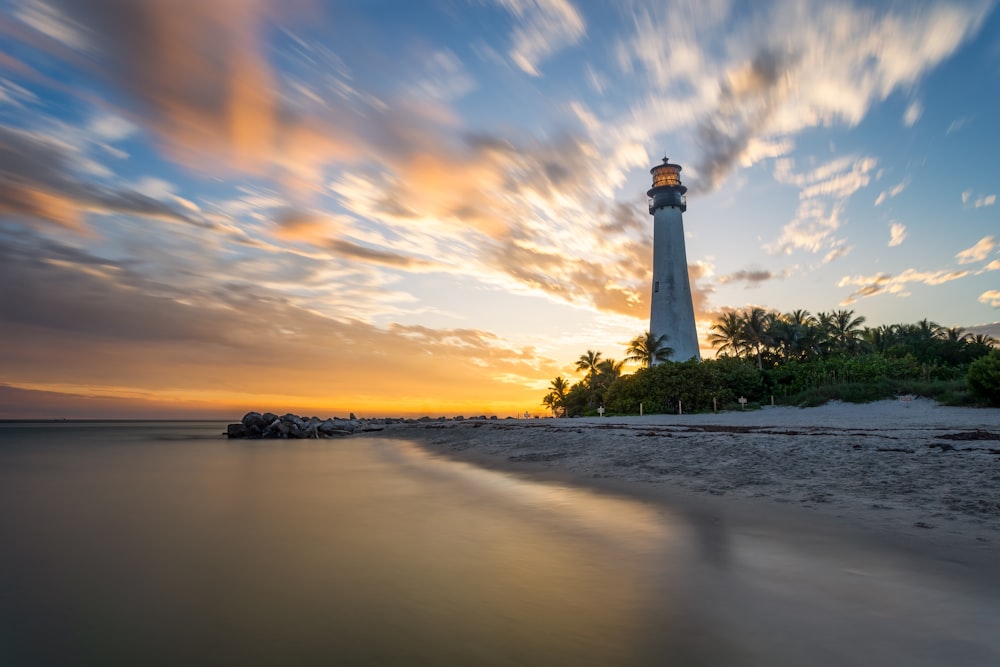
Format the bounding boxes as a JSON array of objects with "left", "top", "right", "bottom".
[{"left": 369, "top": 398, "right": 1000, "bottom": 577}]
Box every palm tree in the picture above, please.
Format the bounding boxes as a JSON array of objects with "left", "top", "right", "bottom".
[
  {"left": 915, "top": 319, "right": 942, "bottom": 341},
  {"left": 785, "top": 309, "right": 816, "bottom": 328},
  {"left": 574, "top": 350, "right": 603, "bottom": 386},
  {"left": 941, "top": 326, "right": 970, "bottom": 342},
  {"left": 542, "top": 376, "right": 570, "bottom": 416},
  {"left": 768, "top": 318, "right": 797, "bottom": 361},
  {"left": 625, "top": 331, "right": 673, "bottom": 367},
  {"left": 863, "top": 324, "right": 898, "bottom": 354},
  {"left": 591, "top": 359, "right": 624, "bottom": 407},
  {"left": 777, "top": 310, "right": 818, "bottom": 360},
  {"left": 828, "top": 309, "right": 866, "bottom": 353},
  {"left": 742, "top": 307, "right": 775, "bottom": 369},
  {"left": 970, "top": 334, "right": 996, "bottom": 349},
  {"left": 596, "top": 358, "right": 624, "bottom": 378},
  {"left": 708, "top": 311, "right": 746, "bottom": 358}
]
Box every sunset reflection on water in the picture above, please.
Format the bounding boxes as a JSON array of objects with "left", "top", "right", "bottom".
[{"left": 0, "top": 423, "right": 997, "bottom": 666}]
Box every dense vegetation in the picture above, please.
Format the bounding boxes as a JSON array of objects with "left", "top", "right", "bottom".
[{"left": 543, "top": 309, "right": 998, "bottom": 416}]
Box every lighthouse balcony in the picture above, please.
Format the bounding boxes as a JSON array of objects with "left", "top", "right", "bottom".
[{"left": 648, "top": 191, "right": 687, "bottom": 213}]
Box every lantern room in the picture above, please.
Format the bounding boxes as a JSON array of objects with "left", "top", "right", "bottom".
[{"left": 647, "top": 157, "right": 687, "bottom": 213}]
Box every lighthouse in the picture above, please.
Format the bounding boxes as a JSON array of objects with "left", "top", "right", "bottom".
[{"left": 647, "top": 157, "right": 700, "bottom": 362}]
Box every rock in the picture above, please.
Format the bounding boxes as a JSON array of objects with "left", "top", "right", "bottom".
[
  {"left": 227, "top": 411, "right": 403, "bottom": 439},
  {"left": 241, "top": 412, "right": 263, "bottom": 428}
]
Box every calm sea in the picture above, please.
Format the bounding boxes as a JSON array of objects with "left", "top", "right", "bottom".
[{"left": 0, "top": 421, "right": 998, "bottom": 666}]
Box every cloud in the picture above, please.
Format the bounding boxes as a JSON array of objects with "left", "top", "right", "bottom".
[
  {"left": 614, "top": 1, "right": 990, "bottom": 193},
  {"left": 406, "top": 49, "right": 477, "bottom": 102},
  {"left": 903, "top": 101, "right": 922, "bottom": 127},
  {"left": 717, "top": 268, "right": 781, "bottom": 288},
  {"left": 946, "top": 117, "right": 971, "bottom": 134},
  {"left": 497, "top": 0, "right": 586, "bottom": 76},
  {"left": 272, "top": 209, "right": 341, "bottom": 241},
  {"left": 888, "top": 222, "right": 907, "bottom": 247},
  {"left": 694, "top": 47, "right": 797, "bottom": 193},
  {"left": 328, "top": 239, "right": 434, "bottom": 269},
  {"left": 7, "top": 0, "right": 365, "bottom": 188},
  {"left": 822, "top": 244, "right": 853, "bottom": 264},
  {"left": 13, "top": 0, "right": 89, "bottom": 50},
  {"left": 874, "top": 179, "right": 908, "bottom": 206},
  {"left": 838, "top": 267, "right": 970, "bottom": 304},
  {"left": 0, "top": 233, "right": 227, "bottom": 343},
  {"left": 0, "top": 233, "right": 561, "bottom": 415},
  {"left": 0, "top": 124, "right": 200, "bottom": 232},
  {"left": 956, "top": 236, "right": 996, "bottom": 264},
  {"left": 979, "top": 290, "right": 1000, "bottom": 308},
  {"left": 325, "top": 128, "right": 667, "bottom": 318},
  {"left": 766, "top": 155, "right": 876, "bottom": 256},
  {"left": 961, "top": 190, "right": 994, "bottom": 208}
]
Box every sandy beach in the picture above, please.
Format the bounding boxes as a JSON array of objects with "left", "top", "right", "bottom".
[{"left": 370, "top": 398, "right": 1000, "bottom": 560}]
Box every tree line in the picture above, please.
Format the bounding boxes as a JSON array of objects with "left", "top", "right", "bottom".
[{"left": 543, "top": 308, "right": 999, "bottom": 415}]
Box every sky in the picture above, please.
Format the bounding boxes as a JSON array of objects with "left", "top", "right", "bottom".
[{"left": 1, "top": 0, "right": 998, "bottom": 419}]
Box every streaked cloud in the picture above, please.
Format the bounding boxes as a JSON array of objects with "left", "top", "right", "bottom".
[
  {"left": 13, "top": 0, "right": 89, "bottom": 50},
  {"left": 0, "top": 125, "right": 201, "bottom": 233},
  {"left": 498, "top": 0, "right": 586, "bottom": 76},
  {"left": 874, "top": 179, "right": 908, "bottom": 206},
  {"left": 946, "top": 117, "right": 971, "bottom": 134},
  {"left": 1, "top": 0, "right": 996, "bottom": 417},
  {"left": 0, "top": 234, "right": 560, "bottom": 415},
  {"left": 10, "top": 0, "right": 365, "bottom": 188},
  {"left": 616, "top": 0, "right": 993, "bottom": 193},
  {"left": 407, "top": 49, "right": 477, "bottom": 102},
  {"left": 903, "top": 101, "right": 923, "bottom": 127}
]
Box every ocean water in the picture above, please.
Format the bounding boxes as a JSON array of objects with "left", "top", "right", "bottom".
[{"left": 0, "top": 421, "right": 998, "bottom": 666}]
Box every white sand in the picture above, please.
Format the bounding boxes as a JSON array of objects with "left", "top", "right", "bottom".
[{"left": 373, "top": 398, "right": 1000, "bottom": 547}]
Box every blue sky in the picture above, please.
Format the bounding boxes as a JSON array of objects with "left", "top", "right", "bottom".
[{"left": 1, "top": 0, "right": 998, "bottom": 418}]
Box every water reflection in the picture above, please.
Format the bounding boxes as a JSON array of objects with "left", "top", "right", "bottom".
[{"left": 0, "top": 426, "right": 997, "bottom": 666}]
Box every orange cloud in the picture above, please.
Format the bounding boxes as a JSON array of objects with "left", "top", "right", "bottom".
[{"left": 0, "top": 239, "right": 562, "bottom": 418}]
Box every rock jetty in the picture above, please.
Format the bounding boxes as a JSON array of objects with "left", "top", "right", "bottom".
[
  {"left": 226, "top": 411, "right": 387, "bottom": 439},
  {"left": 226, "top": 411, "right": 508, "bottom": 439}
]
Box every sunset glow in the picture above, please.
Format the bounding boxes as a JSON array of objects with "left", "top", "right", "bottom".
[{"left": 1, "top": 0, "right": 998, "bottom": 418}]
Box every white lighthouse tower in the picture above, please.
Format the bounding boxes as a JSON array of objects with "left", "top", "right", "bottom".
[{"left": 647, "top": 157, "right": 700, "bottom": 362}]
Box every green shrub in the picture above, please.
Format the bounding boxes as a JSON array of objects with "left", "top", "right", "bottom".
[
  {"left": 604, "top": 359, "right": 737, "bottom": 414},
  {"left": 712, "top": 357, "right": 764, "bottom": 402},
  {"left": 968, "top": 350, "right": 1000, "bottom": 405}
]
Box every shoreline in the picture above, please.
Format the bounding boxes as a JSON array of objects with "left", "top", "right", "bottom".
[{"left": 363, "top": 398, "right": 1000, "bottom": 578}]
